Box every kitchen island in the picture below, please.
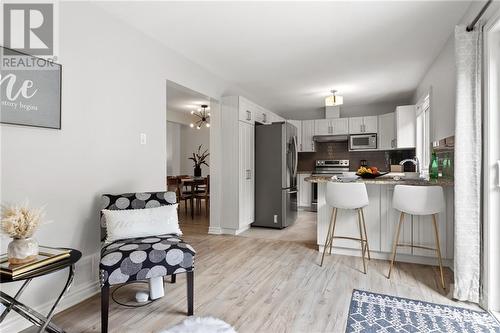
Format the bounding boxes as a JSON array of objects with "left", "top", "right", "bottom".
[{"left": 305, "top": 174, "right": 454, "bottom": 267}]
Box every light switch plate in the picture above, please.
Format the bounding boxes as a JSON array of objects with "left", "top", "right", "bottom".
[{"left": 140, "top": 133, "right": 147, "bottom": 145}]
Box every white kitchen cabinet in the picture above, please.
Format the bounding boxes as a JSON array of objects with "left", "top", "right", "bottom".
[
  {"left": 314, "top": 119, "right": 330, "bottom": 136},
  {"left": 378, "top": 112, "right": 396, "bottom": 150},
  {"left": 316, "top": 182, "right": 454, "bottom": 266},
  {"left": 349, "top": 117, "right": 364, "bottom": 134},
  {"left": 254, "top": 107, "right": 267, "bottom": 124},
  {"left": 314, "top": 118, "right": 349, "bottom": 136},
  {"left": 348, "top": 116, "right": 378, "bottom": 134},
  {"left": 318, "top": 184, "right": 381, "bottom": 252},
  {"left": 301, "top": 120, "right": 315, "bottom": 152},
  {"left": 395, "top": 105, "right": 416, "bottom": 148},
  {"left": 363, "top": 116, "right": 378, "bottom": 133},
  {"left": 270, "top": 112, "right": 285, "bottom": 123},
  {"left": 380, "top": 186, "right": 412, "bottom": 255},
  {"left": 223, "top": 96, "right": 276, "bottom": 235},
  {"left": 298, "top": 173, "right": 312, "bottom": 207},
  {"left": 239, "top": 121, "right": 255, "bottom": 227},
  {"left": 238, "top": 97, "right": 255, "bottom": 125},
  {"left": 332, "top": 118, "right": 349, "bottom": 135}
]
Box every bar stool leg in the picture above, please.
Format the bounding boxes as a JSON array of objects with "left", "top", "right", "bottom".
[
  {"left": 320, "top": 208, "right": 337, "bottom": 267},
  {"left": 388, "top": 212, "right": 404, "bottom": 279},
  {"left": 329, "top": 208, "right": 338, "bottom": 255},
  {"left": 360, "top": 208, "right": 371, "bottom": 260},
  {"left": 432, "top": 214, "right": 446, "bottom": 289},
  {"left": 357, "top": 210, "right": 367, "bottom": 274}
]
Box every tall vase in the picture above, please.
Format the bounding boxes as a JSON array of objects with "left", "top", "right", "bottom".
[
  {"left": 8, "top": 237, "right": 39, "bottom": 264},
  {"left": 194, "top": 166, "right": 202, "bottom": 177}
]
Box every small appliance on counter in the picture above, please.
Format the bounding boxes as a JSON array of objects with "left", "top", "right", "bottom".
[{"left": 310, "top": 160, "right": 350, "bottom": 211}]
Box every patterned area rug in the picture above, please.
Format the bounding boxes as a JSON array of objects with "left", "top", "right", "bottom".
[{"left": 346, "top": 289, "right": 500, "bottom": 333}]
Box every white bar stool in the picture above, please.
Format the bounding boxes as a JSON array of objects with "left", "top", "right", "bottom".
[
  {"left": 387, "top": 185, "right": 446, "bottom": 289},
  {"left": 320, "top": 182, "right": 370, "bottom": 273}
]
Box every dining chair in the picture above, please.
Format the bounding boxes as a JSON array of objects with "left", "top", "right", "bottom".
[
  {"left": 195, "top": 175, "right": 210, "bottom": 217},
  {"left": 176, "top": 177, "right": 194, "bottom": 216}
]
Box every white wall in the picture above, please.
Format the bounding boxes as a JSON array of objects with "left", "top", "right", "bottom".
[
  {"left": 0, "top": 2, "right": 241, "bottom": 331},
  {"left": 180, "top": 124, "right": 210, "bottom": 176},
  {"left": 413, "top": 1, "right": 500, "bottom": 142},
  {"left": 167, "top": 121, "right": 181, "bottom": 175}
]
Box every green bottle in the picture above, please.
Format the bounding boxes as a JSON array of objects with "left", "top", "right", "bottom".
[{"left": 429, "top": 152, "right": 439, "bottom": 179}]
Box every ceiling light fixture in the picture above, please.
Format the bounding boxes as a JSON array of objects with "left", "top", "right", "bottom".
[
  {"left": 325, "top": 90, "right": 343, "bottom": 106},
  {"left": 189, "top": 104, "right": 210, "bottom": 130}
]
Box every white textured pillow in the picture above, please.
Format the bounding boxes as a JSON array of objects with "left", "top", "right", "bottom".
[{"left": 103, "top": 204, "right": 181, "bottom": 242}]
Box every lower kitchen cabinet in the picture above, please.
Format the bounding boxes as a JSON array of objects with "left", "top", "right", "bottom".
[
  {"left": 298, "top": 173, "right": 312, "bottom": 207},
  {"left": 316, "top": 183, "right": 454, "bottom": 265}
]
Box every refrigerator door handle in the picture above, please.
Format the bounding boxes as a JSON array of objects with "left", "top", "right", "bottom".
[{"left": 292, "top": 135, "right": 298, "bottom": 178}]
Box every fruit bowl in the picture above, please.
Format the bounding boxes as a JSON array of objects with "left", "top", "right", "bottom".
[
  {"left": 356, "top": 172, "right": 387, "bottom": 179},
  {"left": 356, "top": 166, "right": 387, "bottom": 179}
]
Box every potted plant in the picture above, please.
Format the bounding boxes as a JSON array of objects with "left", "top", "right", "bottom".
[
  {"left": 1, "top": 203, "right": 44, "bottom": 264},
  {"left": 189, "top": 145, "right": 209, "bottom": 177}
]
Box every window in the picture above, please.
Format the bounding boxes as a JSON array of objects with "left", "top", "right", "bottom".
[{"left": 416, "top": 93, "right": 430, "bottom": 176}]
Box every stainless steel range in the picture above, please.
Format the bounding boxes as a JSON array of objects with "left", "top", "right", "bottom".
[{"left": 310, "top": 160, "right": 350, "bottom": 211}]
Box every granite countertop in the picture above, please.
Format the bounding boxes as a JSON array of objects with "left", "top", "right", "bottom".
[{"left": 305, "top": 174, "right": 454, "bottom": 187}]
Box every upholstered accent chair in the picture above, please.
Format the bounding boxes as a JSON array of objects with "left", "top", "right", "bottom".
[{"left": 99, "top": 191, "right": 195, "bottom": 333}]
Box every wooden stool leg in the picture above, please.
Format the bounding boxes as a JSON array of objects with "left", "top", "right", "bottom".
[
  {"left": 329, "top": 208, "right": 338, "bottom": 255},
  {"left": 357, "top": 209, "right": 367, "bottom": 274},
  {"left": 320, "top": 208, "right": 336, "bottom": 267},
  {"left": 432, "top": 214, "right": 446, "bottom": 289},
  {"left": 360, "top": 208, "right": 371, "bottom": 260},
  {"left": 388, "top": 212, "right": 404, "bottom": 279}
]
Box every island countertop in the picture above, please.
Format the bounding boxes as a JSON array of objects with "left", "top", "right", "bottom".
[{"left": 304, "top": 174, "right": 454, "bottom": 187}]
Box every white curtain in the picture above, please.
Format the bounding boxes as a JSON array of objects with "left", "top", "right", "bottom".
[{"left": 454, "top": 25, "right": 482, "bottom": 303}]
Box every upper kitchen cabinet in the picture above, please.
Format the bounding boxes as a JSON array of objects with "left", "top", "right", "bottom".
[
  {"left": 314, "top": 118, "right": 349, "bottom": 136},
  {"left": 269, "top": 112, "right": 285, "bottom": 123},
  {"left": 301, "top": 120, "right": 315, "bottom": 152},
  {"left": 238, "top": 97, "right": 256, "bottom": 125},
  {"left": 395, "top": 105, "right": 416, "bottom": 148},
  {"left": 332, "top": 118, "right": 349, "bottom": 135},
  {"left": 255, "top": 106, "right": 269, "bottom": 124},
  {"left": 349, "top": 116, "right": 378, "bottom": 134},
  {"left": 314, "top": 119, "right": 330, "bottom": 136},
  {"left": 378, "top": 112, "right": 396, "bottom": 150}
]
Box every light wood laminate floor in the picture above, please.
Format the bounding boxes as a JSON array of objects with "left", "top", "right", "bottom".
[{"left": 49, "top": 208, "right": 476, "bottom": 333}]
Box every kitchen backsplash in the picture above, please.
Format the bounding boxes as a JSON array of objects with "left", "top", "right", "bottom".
[{"left": 298, "top": 141, "right": 416, "bottom": 172}]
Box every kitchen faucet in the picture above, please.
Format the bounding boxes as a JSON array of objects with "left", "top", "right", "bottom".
[{"left": 399, "top": 157, "right": 420, "bottom": 173}]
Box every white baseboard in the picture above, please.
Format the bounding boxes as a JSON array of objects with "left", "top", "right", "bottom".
[
  {"left": 0, "top": 252, "right": 101, "bottom": 332},
  {"left": 208, "top": 226, "right": 222, "bottom": 234},
  {"left": 1, "top": 279, "right": 100, "bottom": 332},
  {"left": 318, "top": 245, "right": 453, "bottom": 269}
]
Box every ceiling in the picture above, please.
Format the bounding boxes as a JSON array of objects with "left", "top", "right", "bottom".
[
  {"left": 99, "top": 1, "right": 471, "bottom": 115},
  {"left": 167, "top": 81, "right": 210, "bottom": 115}
]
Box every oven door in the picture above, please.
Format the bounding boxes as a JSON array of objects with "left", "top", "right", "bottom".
[{"left": 349, "top": 134, "right": 377, "bottom": 150}]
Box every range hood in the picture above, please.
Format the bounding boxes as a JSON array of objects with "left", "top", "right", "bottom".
[{"left": 313, "top": 135, "right": 348, "bottom": 143}]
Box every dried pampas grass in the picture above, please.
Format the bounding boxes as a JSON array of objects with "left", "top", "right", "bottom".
[{"left": 1, "top": 203, "right": 44, "bottom": 239}]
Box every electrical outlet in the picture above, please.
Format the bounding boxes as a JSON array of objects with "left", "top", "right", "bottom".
[{"left": 140, "top": 133, "right": 147, "bottom": 145}]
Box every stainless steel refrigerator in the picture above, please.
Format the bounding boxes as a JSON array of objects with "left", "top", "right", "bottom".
[{"left": 253, "top": 122, "right": 298, "bottom": 229}]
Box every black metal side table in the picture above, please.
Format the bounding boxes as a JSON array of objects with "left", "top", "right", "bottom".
[{"left": 0, "top": 249, "right": 81, "bottom": 333}]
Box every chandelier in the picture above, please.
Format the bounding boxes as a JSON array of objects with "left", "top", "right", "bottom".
[{"left": 190, "top": 104, "right": 210, "bottom": 129}]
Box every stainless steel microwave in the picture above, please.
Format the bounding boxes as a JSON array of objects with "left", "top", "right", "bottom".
[{"left": 349, "top": 134, "right": 377, "bottom": 150}]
